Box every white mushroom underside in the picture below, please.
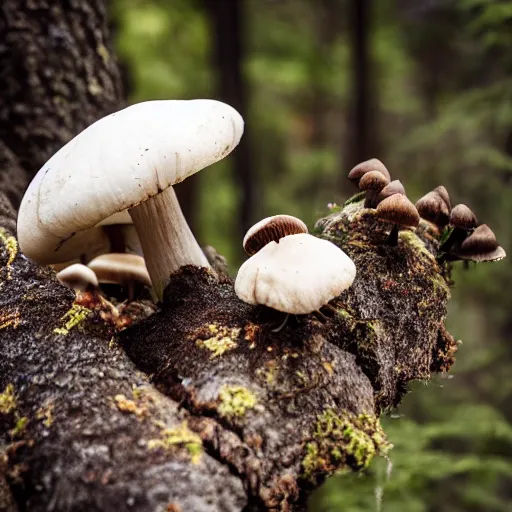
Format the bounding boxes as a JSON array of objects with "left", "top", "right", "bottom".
[{"left": 235, "top": 234, "right": 356, "bottom": 314}]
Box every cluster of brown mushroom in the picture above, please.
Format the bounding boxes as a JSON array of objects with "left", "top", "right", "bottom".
[
  {"left": 348, "top": 158, "right": 506, "bottom": 262},
  {"left": 349, "top": 159, "right": 419, "bottom": 245},
  {"left": 414, "top": 185, "right": 505, "bottom": 262}
]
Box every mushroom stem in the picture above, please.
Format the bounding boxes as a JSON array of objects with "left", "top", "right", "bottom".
[
  {"left": 129, "top": 186, "right": 210, "bottom": 300},
  {"left": 440, "top": 227, "right": 467, "bottom": 254},
  {"left": 387, "top": 224, "right": 399, "bottom": 246}
]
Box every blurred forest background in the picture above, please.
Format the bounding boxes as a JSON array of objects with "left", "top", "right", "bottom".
[{"left": 112, "top": 0, "right": 512, "bottom": 510}]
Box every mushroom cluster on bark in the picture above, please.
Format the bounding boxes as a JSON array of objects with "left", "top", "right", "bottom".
[
  {"left": 348, "top": 158, "right": 420, "bottom": 245},
  {"left": 345, "top": 160, "right": 506, "bottom": 261}
]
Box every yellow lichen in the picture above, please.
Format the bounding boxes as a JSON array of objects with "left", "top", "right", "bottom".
[
  {"left": 87, "top": 77, "right": 103, "bottom": 96},
  {"left": 0, "top": 384, "right": 16, "bottom": 414},
  {"left": 36, "top": 402, "right": 54, "bottom": 427},
  {"left": 53, "top": 304, "right": 91, "bottom": 335},
  {"left": 218, "top": 385, "right": 257, "bottom": 419},
  {"left": 96, "top": 43, "right": 110, "bottom": 64},
  {"left": 0, "top": 309, "right": 20, "bottom": 330},
  {"left": 0, "top": 229, "right": 18, "bottom": 279},
  {"left": 194, "top": 323, "right": 240, "bottom": 358},
  {"left": 114, "top": 394, "right": 147, "bottom": 417},
  {"left": 147, "top": 421, "right": 203, "bottom": 463}
]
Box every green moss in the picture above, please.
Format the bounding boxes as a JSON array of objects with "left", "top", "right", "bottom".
[
  {"left": 301, "top": 409, "right": 392, "bottom": 483},
  {"left": 218, "top": 385, "right": 257, "bottom": 419},
  {"left": 53, "top": 304, "right": 92, "bottom": 335},
  {"left": 400, "top": 230, "right": 436, "bottom": 262},
  {"left": 343, "top": 191, "right": 366, "bottom": 206},
  {"left": 148, "top": 421, "right": 203, "bottom": 463},
  {"left": 0, "top": 384, "right": 16, "bottom": 414},
  {"left": 430, "top": 272, "right": 450, "bottom": 297},
  {"left": 195, "top": 323, "right": 240, "bottom": 358}
]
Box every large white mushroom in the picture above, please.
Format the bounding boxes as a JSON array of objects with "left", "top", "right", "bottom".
[{"left": 17, "top": 99, "right": 244, "bottom": 299}]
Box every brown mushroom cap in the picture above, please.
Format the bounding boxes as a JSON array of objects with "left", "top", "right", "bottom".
[
  {"left": 415, "top": 192, "right": 450, "bottom": 227},
  {"left": 455, "top": 224, "right": 506, "bottom": 261},
  {"left": 88, "top": 253, "right": 151, "bottom": 288},
  {"left": 243, "top": 215, "right": 308, "bottom": 256},
  {"left": 450, "top": 204, "right": 478, "bottom": 230},
  {"left": 359, "top": 170, "right": 390, "bottom": 192},
  {"left": 376, "top": 180, "right": 406, "bottom": 206},
  {"left": 348, "top": 158, "right": 391, "bottom": 184},
  {"left": 433, "top": 186, "right": 451, "bottom": 210},
  {"left": 376, "top": 193, "right": 420, "bottom": 227}
]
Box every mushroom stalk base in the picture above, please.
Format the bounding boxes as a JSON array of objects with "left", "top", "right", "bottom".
[{"left": 129, "top": 186, "right": 210, "bottom": 300}]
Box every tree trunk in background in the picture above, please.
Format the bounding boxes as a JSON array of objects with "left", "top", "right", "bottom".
[
  {"left": 0, "top": 0, "right": 123, "bottom": 212},
  {"left": 344, "top": 0, "right": 376, "bottom": 175},
  {"left": 204, "top": 0, "right": 255, "bottom": 242}
]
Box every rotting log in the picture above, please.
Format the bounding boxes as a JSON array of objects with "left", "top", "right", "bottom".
[
  {"left": 121, "top": 198, "right": 457, "bottom": 510},
  {"left": 1, "top": 189, "right": 458, "bottom": 511},
  {"left": 0, "top": 1, "right": 460, "bottom": 511}
]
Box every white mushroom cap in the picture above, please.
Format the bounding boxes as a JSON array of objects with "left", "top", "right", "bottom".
[
  {"left": 235, "top": 233, "right": 356, "bottom": 314},
  {"left": 18, "top": 99, "right": 244, "bottom": 299},
  {"left": 88, "top": 253, "right": 151, "bottom": 288},
  {"left": 57, "top": 263, "right": 99, "bottom": 291}
]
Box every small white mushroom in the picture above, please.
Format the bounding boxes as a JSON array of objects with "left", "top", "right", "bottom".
[
  {"left": 235, "top": 233, "right": 356, "bottom": 314},
  {"left": 88, "top": 253, "right": 151, "bottom": 300},
  {"left": 57, "top": 263, "right": 99, "bottom": 292},
  {"left": 17, "top": 99, "right": 244, "bottom": 299}
]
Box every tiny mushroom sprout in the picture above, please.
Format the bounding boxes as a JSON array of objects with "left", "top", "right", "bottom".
[
  {"left": 17, "top": 99, "right": 244, "bottom": 300},
  {"left": 57, "top": 263, "right": 99, "bottom": 292},
  {"left": 243, "top": 214, "right": 308, "bottom": 256},
  {"left": 88, "top": 253, "right": 151, "bottom": 300},
  {"left": 235, "top": 216, "right": 356, "bottom": 316},
  {"left": 376, "top": 193, "right": 420, "bottom": 246}
]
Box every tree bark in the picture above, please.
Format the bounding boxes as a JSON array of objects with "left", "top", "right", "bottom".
[
  {"left": 1, "top": 2, "right": 459, "bottom": 511},
  {"left": 0, "top": 0, "right": 123, "bottom": 210}
]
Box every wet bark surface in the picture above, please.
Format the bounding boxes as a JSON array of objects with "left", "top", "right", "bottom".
[{"left": 0, "top": 2, "right": 459, "bottom": 511}]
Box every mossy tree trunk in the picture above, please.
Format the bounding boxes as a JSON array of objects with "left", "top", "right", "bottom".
[{"left": 0, "top": 2, "right": 458, "bottom": 512}]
